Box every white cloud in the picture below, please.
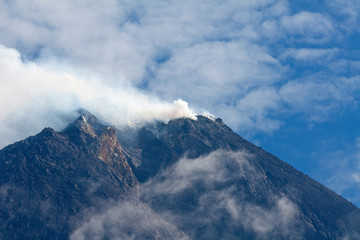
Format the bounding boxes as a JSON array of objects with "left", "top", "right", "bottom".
[
  {"left": 235, "top": 87, "right": 282, "bottom": 132},
  {"left": 326, "top": 0, "right": 360, "bottom": 30},
  {"left": 0, "top": 45, "right": 196, "bottom": 148},
  {"left": 0, "top": 0, "right": 148, "bottom": 83},
  {"left": 141, "top": 150, "right": 300, "bottom": 238},
  {"left": 0, "top": 0, "right": 281, "bottom": 84},
  {"left": 315, "top": 139, "right": 360, "bottom": 207},
  {"left": 0, "top": 0, "right": 359, "bottom": 140},
  {"left": 281, "top": 12, "right": 335, "bottom": 43},
  {"left": 228, "top": 196, "right": 298, "bottom": 235},
  {"left": 149, "top": 40, "right": 284, "bottom": 132},
  {"left": 143, "top": 150, "right": 255, "bottom": 195},
  {"left": 0, "top": 0, "right": 290, "bottom": 136},
  {"left": 0, "top": 0, "right": 360, "bottom": 234},
  {"left": 281, "top": 48, "right": 339, "bottom": 62},
  {"left": 70, "top": 200, "right": 189, "bottom": 240},
  {"left": 151, "top": 41, "right": 282, "bottom": 100},
  {"left": 279, "top": 78, "right": 359, "bottom": 121}
]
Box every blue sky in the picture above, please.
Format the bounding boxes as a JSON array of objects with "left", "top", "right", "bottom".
[{"left": 0, "top": 0, "right": 360, "bottom": 207}]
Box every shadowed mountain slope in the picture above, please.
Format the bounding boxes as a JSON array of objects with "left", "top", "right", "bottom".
[
  {"left": 1, "top": 112, "right": 360, "bottom": 239},
  {"left": 118, "top": 116, "right": 360, "bottom": 239},
  {"left": 0, "top": 114, "right": 189, "bottom": 240}
]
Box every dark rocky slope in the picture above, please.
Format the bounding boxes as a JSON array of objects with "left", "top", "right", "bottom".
[
  {"left": 0, "top": 114, "right": 189, "bottom": 240},
  {"left": 1, "top": 112, "right": 360, "bottom": 239},
  {"left": 118, "top": 116, "right": 360, "bottom": 239}
]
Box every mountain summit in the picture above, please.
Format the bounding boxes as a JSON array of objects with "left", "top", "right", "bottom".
[
  {"left": 119, "top": 115, "right": 360, "bottom": 239},
  {"left": 0, "top": 112, "right": 360, "bottom": 239},
  {"left": 0, "top": 113, "right": 188, "bottom": 240}
]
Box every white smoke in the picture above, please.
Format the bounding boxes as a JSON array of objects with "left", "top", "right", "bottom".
[{"left": 0, "top": 45, "right": 196, "bottom": 148}]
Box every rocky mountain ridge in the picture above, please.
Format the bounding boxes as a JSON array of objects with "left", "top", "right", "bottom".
[
  {"left": 118, "top": 115, "right": 360, "bottom": 239},
  {"left": 0, "top": 111, "right": 360, "bottom": 239},
  {"left": 0, "top": 113, "right": 189, "bottom": 240}
]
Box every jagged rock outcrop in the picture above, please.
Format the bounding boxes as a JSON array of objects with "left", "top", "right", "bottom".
[{"left": 0, "top": 113, "right": 190, "bottom": 240}]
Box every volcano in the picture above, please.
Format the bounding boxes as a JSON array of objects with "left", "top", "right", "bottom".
[{"left": 0, "top": 111, "right": 359, "bottom": 239}]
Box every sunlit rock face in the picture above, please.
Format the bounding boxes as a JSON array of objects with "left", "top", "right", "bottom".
[{"left": 1, "top": 111, "right": 360, "bottom": 239}]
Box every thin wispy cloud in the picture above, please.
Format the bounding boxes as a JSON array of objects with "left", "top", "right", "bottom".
[
  {"left": 70, "top": 200, "right": 189, "bottom": 240},
  {"left": 141, "top": 150, "right": 301, "bottom": 239},
  {"left": 315, "top": 138, "right": 360, "bottom": 207}
]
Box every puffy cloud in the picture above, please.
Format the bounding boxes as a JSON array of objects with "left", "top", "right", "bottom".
[
  {"left": 151, "top": 40, "right": 282, "bottom": 102},
  {"left": 0, "top": 0, "right": 288, "bottom": 136},
  {"left": 0, "top": 0, "right": 359, "bottom": 140},
  {"left": 150, "top": 40, "right": 284, "bottom": 132},
  {"left": 0, "top": 0, "right": 155, "bottom": 83},
  {"left": 0, "top": 0, "right": 280, "bottom": 84}
]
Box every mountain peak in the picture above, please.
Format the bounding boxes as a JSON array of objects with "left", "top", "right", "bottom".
[
  {"left": 0, "top": 113, "right": 146, "bottom": 239},
  {"left": 1, "top": 111, "right": 360, "bottom": 239},
  {"left": 75, "top": 114, "right": 97, "bottom": 137},
  {"left": 39, "top": 127, "right": 57, "bottom": 137}
]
